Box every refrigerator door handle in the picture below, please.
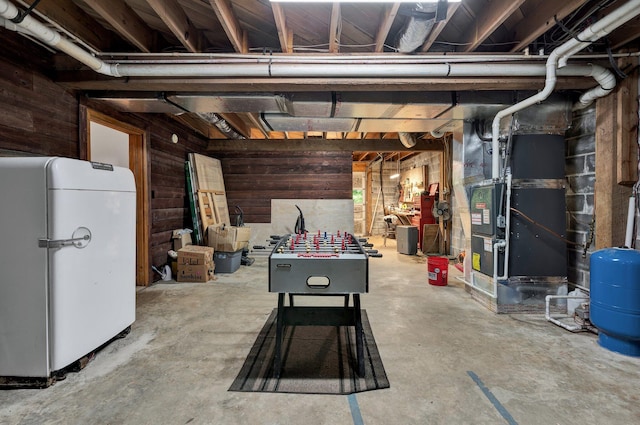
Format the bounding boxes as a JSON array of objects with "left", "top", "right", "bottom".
[{"left": 38, "top": 227, "right": 92, "bottom": 249}]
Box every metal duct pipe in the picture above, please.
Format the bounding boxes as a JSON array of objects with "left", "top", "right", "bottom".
[
  {"left": 491, "top": 0, "right": 640, "bottom": 180},
  {"left": 398, "top": 132, "right": 417, "bottom": 148}
]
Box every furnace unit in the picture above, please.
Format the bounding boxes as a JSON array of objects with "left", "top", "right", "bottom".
[{"left": 469, "top": 134, "right": 568, "bottom": 312}]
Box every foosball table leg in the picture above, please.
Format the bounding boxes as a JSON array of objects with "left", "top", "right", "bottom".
[
  {"left": 353, "top": 294, "right": 365, "bottom": 377},
  {"left": 274, "top": 293, "right": 285, "bottom": 378}
]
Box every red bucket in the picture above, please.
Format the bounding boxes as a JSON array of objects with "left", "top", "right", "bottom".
[{"left": 428, "top": 256, "right": 449, "bottom": 286}]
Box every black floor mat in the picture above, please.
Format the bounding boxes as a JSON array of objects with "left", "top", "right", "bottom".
[{"left": 229, "top": 309, "right": 390, "bottom": 395}]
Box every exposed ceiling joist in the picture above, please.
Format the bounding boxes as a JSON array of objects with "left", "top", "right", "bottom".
[
  {"left": 56, "top": 76, "right": 595, "bottom": 92},
  {"left": 82, "top": 0, "right": 155, "bottom": 53},
  {"left": 610, "top": 16, "right": 640, "bottom": 49},
  {"left": 329, "top": 2, "right": 341, "bottom": 53},
  {"left": 374, "top": 3, "right": 400, "bottom": 53},
  {"left": 172, "top": 114, "right": 226, "bottom": 139},
  {"left": 146, "top": 0, "right": 201, "bottom": 52},
  {"left": 24, "top": 0, "right": 114, "bottom": 51},
  {"left": 509, "top": 0, "right": 590, "bottom": 53},
  {"left": 460, "top": 0, "right": 526, "bottom": 52},
  {"left": 218, "top": 113, "right": 252, "bottom": 138},
  {"left": 421, "top": 2, "right": 461, "bottom": 52},
  {"left": 271, "top": 2, "right": 293, "bottom": 53},
  {"left": 208, "top": 0, "right": 248, "bottom": 53}
]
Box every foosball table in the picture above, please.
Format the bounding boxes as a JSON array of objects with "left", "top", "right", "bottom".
[{"left": 269, "top": 230, "right": 369, "bottom": 378}]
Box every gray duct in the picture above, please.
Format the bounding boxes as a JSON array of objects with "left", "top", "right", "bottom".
[{"left": 396, "top": 3, "right": 437, "bottom": 147}]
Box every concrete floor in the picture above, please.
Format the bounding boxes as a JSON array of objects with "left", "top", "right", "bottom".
[{"left": 2, "top": 236, "right": 640, "bottom": 425}]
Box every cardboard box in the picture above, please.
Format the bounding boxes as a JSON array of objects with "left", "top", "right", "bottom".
[
  {"left": 177, "top": 263, "right": 215, "bottom": 283},
  {"left": 172, "top": 229, "right": 192, "bottom": 251},
  {"left": 207, "top": 225, "right": 251, "bottom": 252},
  {"left": 177, "top": 245, "right": 214, "bottom": 266}
]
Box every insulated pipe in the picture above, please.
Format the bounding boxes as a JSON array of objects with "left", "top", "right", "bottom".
[
  {"left": 491, "top": 0, "right": 640, "bottom": 180},
  {"left": 398, "top": 132, "right": 417, "bottom": 148}
]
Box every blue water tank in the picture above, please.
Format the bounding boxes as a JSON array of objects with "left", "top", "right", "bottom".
[{"left": 590, "top": 248, "right": 640, "bottom": 357}]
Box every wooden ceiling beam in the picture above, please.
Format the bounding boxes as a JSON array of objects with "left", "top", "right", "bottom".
[
  {"left": 374, "top": 3, "right": 400, "bottom": 53},
  {"left": 56, "top": 74, "right": 597, "bottom": 92},
  {"left": 329, "top": 2, "right": 341, "bottom": 53},
  {"left": 146, "top": 0, "right": 202, "bottom": 53},
  {"left": 610, "top": 16, "right": 640, "bottom": 49},
  {"left": 207, "top": 138, "right": 444, "bottom": 152},
  {"left": 271, "top": 2, "right": 293, "bottom": 53},
  {"left": 208, "top": 0, "right": 248, "bottom": 53},
  {"left": 421, "top": 2, "right": 461, "bottom": 52},
  {"left": 26, "top": 0, "right": 115, "bottom": 51},
  {"left": 460, "top": 0, "right": 526, "bottom": 52},
  {"left": 509, "top": 0, "right": 590, "bottom": 53},
  {"left": 171, "top": 114, "right": 226, "bottom": 139},
  {"left": 82, "top": 0, "right": 155, "bottom": 52},
  {"left": 244, "top": 113, "right": 268, "bottom": 139},
  {"left": 218, "top": 113, "right": 252, "bottom": 138},
  {"left": 356, "top": 152, "right": 371, "bottom": 161}
]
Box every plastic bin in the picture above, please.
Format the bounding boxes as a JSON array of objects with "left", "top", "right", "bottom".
[{"left": 214, "top": 249, "right": 243, "bottom": 273}]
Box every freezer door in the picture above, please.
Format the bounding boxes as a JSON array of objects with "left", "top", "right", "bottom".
[{"left": 47, "top": 160, "right": 136, "bottom": 372}]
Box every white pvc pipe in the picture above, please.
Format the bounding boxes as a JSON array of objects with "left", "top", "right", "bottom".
[
  {"left": 545, "top": 295, "right": 590, "bottom": 332},
  {"left": 497, "top": 172, "right": 512, "bottom": 280},
  {"left": 466, "top": 273, "right": 498, "bottom": 299},
  {"left": 491, "top": 0, "right": 640, "bottom": 180},
  {"left": 575, "top": 64, "right": 618, "bottom": 109},
  {"left": 625, "top": 196, "right": 636, "bottom": 248}
]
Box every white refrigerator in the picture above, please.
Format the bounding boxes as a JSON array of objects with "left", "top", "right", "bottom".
[{"left": 0, "top": 157, "right": 136, "bottom": 379}]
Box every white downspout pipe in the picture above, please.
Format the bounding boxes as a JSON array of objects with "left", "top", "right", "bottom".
[
  {"left": 491, "top": 0, "right": 640, "bottom": 180},
  {"left": 625, "top": 196, "right": 636, "bottom": 248},
  {"left": 575, "top": 64, "right": 617, "bottom": 110},
  {"left": 496, "top": 172, "right": 512, "bottom": 281},
  {"left": 0, "top": 0, "right": 113, "bottom": 75}
]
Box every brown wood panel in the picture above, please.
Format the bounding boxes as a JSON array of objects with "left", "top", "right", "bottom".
[
  {"left": 216, "top": 151, "right": 352, "bottom": 223},
  {"left": 595, "top": 94, "right": 633, "bottom": 249}
]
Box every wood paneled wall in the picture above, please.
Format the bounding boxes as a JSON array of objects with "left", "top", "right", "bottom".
[
  {"left": 0, "top": 32, "right": 78, "bottom": 157},
  {"left": 0, "top": 30, "right": 210, "bottom": 282},
  {"left": 216, "top": 151, "right": 353, "bottom": 223},
  {"left": 0, "top": 30, "right": 354, "bottom": 280}
]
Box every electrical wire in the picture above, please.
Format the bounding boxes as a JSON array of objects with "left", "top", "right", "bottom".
[{"left": 510, "top": 207, "right": 585, "bottom": 248}]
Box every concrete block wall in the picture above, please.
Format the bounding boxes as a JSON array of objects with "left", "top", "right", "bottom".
[{"left": 565, "top": 105, "right": 596, "bottom": 289}]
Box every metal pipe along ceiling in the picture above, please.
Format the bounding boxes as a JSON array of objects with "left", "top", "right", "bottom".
[{"left": 0, "top": 0, "right": 619, "bottom": 80}]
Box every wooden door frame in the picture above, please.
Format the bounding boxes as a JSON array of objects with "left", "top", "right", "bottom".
[{"left": 82, "top": 107, "right": 151, "bottom": 286}]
